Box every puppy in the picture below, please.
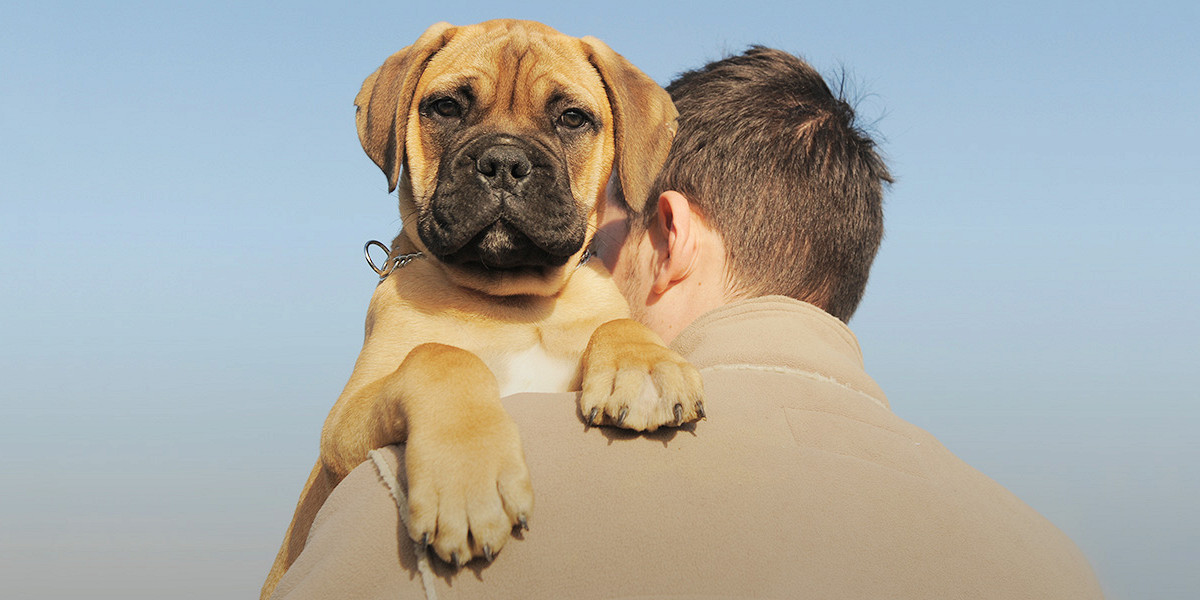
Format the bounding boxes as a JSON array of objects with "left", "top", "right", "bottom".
[{"left": 262, "top": 19, "right": 703, "bottom": 599}]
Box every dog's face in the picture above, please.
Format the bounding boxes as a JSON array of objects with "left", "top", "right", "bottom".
[{"left": 355, "top": 20, "right": 676, "bottom": 296}]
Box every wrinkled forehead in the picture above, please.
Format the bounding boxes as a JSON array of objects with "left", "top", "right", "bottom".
[{"left": 416, "top": 24, "right": 610, "bottom": 116}]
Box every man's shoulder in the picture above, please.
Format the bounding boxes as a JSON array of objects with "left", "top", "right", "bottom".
[
  {"left": 668, "top": 366, "right": 1101, "bottom": 595},
  {"left": 501, "top": 391, "right": 583, "bottom": 429},
  {"left": 493, "top": 355, "right": 1102, "bottom": 597}
]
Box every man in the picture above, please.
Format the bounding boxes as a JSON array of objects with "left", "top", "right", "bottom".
[{"left": 272, "top": 47, "right": 1103, "bottom": 599}]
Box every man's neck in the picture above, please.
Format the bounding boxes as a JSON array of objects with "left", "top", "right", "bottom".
[{"left": 641, "top": 231, "right": 735, "bottom": 345}]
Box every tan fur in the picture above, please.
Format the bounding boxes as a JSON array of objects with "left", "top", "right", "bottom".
[{"left": 262, "top": 20, "right": 698, "bottom": 599}]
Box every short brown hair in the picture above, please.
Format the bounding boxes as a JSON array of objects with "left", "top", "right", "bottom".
[{"left": 644, "top": 47, "right": 892, "bottom": 322}]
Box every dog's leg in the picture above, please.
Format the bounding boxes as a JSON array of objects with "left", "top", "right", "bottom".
[
  {"left": 391, "top": 343, "right": 534, "bottom": 565},
  {"left": 260, "top": 461, "right": 333, "bottom": 600},
  {"left": 262, "top": 343, "right": 533, "bottom": 594},
  {"left": 260, "top": 373, "right": 405, "bottom": 599},
  {"left": 580, "top": 318, "right": 706, "bottom": 431},
  {"left": 319, "top": 343, "right": 532, "bottom": 565},
  {"left": 260, "top": 377, "right": 402, "bottom": 598}
]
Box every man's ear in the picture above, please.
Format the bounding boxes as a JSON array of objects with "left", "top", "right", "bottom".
[
  {"left": 651, "top": 191, "right": 700, "bottom": 294},
  {"left": 354, "top": 22, "right": 456, "bottom": 192}
]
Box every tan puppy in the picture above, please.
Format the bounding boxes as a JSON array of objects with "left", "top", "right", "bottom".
[{"left": 261, "top": 20, "right": 704, "bottom": 599}]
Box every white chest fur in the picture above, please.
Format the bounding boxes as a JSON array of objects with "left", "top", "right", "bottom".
[{"left": 482, "top": 344, "right": 580, "bottom": 398}]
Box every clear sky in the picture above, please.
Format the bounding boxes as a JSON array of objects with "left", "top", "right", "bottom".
[{"left": 2, "top": 1, "right": 1197, "bottom": 598}]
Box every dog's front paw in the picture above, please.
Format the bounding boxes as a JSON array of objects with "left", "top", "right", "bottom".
[
  {"left": 580, "top": 319, "right": 705, "bottom": 432},
  {"left": 398, "top": 344, "right": 533, "bottom": 568},
  {"left": 405, "top": 416, "right": 533, "bottom": 567}
]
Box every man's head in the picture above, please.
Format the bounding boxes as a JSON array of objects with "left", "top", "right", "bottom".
[{"left": 598, "top": 47, "right": 891, "bottom": 339}]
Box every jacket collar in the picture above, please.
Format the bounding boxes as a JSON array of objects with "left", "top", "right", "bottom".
[{"left": 670, "top": 295, "right": 889, "bottom": 409}]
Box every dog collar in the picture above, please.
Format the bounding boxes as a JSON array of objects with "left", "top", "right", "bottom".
[
  {"left": 364, "top": 240, "right": 424, "bottom": 283},
  {"left": 577, "top": 247, "right": 593, "bottom": 268},
  {"left": 364, "top": 240, "right": 593, "bottom": 284}
]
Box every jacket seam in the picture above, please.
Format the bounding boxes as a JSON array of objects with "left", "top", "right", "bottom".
[{"left": 698, "top": 363, "right": 889, "bottom": 411}]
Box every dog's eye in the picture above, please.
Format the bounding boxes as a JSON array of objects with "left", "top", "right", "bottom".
[
  {"left": 558, "top": 109, "right": 589, "bottom": 129},
  {"left": 432, "top": 98, "right": 462, "bottom": 118}
]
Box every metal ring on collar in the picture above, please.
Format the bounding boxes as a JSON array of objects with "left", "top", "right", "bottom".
[{"left": 364, "top": 240, "right": 392, "bottom": 277}]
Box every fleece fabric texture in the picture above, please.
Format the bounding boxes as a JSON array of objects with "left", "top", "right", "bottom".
[{"left": 272, "top": 296, "right": 1103, "bottom": 600}]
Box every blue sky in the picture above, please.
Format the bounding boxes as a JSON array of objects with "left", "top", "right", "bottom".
[{"left": 2, "top": 1, "right": 1197, "bottom": 598}]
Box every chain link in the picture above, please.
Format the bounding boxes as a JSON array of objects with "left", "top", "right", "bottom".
[{"left": 364, "top": 240, "right": 424, "bottom": 283}]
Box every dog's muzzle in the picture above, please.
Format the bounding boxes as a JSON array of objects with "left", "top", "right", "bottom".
[
  {"left": 419, "top": 134, "right": 586, "bottom": 271},
  {"left": 475, "top": 144, "right": 532, "bottom": 193}
]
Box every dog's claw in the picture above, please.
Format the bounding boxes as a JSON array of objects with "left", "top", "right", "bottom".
[
  {"left": 483, "top": 545, "right": 494, "bottom": 563},
  {"left": 616, "top": 407, "right": 628, "bottom": 426},
  {"left": 587, "top": 406, "right": 599, "bottom": 426},
  {"left": 452, "top": 552, "right": 463, "bottom": 569},
  {"left": 674, "top": 403, "right": 684, "bottom": 426},
  {"left": 518, "top": 514, "right": 529, "bottom": 531},
  {"left": 421, "top": 533, "right": 430, "bottom": 547},
  {"left": 696, "top": 402, "right": 706, "bottom": 420}
]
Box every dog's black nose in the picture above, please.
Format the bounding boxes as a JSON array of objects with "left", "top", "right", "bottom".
[{"left": 476, "top": 145, "right": 532, "bottom": 190}]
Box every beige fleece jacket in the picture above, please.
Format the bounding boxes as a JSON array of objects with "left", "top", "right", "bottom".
[{"left": 272, "top": 296, "right": 1102, "bottom": 599}]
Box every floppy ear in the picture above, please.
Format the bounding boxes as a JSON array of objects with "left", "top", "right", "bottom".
[
  {"left": 581, "top": 37, "right": 678, "bottom": 214},
  {"left": 355, "top": 22, "right": 456, "bottom": 192}
]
